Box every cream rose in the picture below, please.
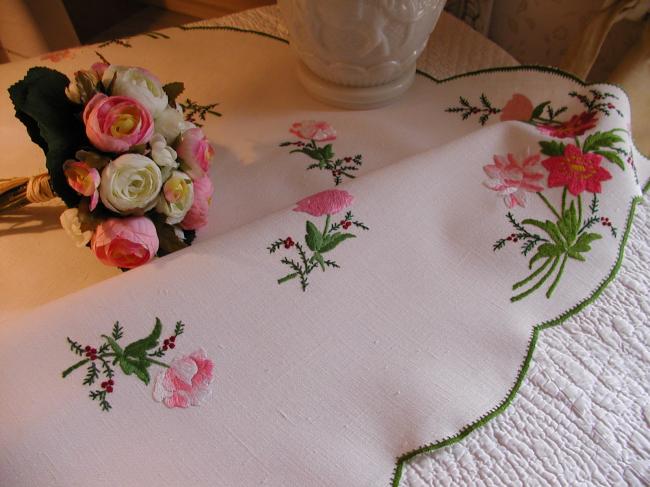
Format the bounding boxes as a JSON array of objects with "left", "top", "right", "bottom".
[
  {"left": 60, "top": 208, "right": 93, "bottom": 247},
  {"left": 154, "top": 105, "right": 185, "bottom": 144},
  {"left": 99, "top": 154, "right": 163, "bottom": 214},
  {"left": 103, "top": 65, "right": 168, "bottom": 118},
  {"left": 156, "top": 170, "right": 194, "bottom": 224}
]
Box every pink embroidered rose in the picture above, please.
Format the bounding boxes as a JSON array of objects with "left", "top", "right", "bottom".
[
  {"left": 91, "top": 216, "right": 159, "bottom": 268},
  {"left": 175, "top": 127, "right": 215, "bottom": 180},
  {"left": 290, "top": 120, "right": 337, "bottom": 141},
  {"left": 293, "top": 189, "right": 353, "bottom": 217},
  {"left": 83, "top": 93, "right": 154, "bottom": 153},
  {"left": 63, "top": 160, "right": 100, "bottom": 210},
  {"left": 483, "top": 153, "right": 545, "bottom": 208},
  {"left": 153, "top": 348, "right": 214, "bottom": 408},
  {"left": 538, "top": 111, "right": 598, "bottom": 139},
  {"left": 180, "top": 174, "right": 213, "bottom": 230},
  {"left": 542, "top": 144, "right": 612, "bottom": 195},
  {"left": 500, "top": 94, "right": 534, "bottom": 122}
]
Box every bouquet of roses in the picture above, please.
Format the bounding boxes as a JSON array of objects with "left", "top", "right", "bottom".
[{"left": 3, "top": 61, "right": 215, "bottom": 269}]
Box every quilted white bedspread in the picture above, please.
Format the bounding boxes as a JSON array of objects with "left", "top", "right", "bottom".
[{"left": 218, "top": 7, "right": 650, "bottom": 486}]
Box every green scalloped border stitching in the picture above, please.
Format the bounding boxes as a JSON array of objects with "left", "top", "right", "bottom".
[{"left": 171, "top": 23, "right": 650, "bottom": 487}]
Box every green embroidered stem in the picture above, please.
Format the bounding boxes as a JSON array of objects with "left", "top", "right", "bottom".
[
  {"left": 278, "top": 273, "right": 298, "bottom": 284},
  {"left": 322, "top": 215, "right": 331, "bottom": 237},
  {"left": 62, "top": 358, "right": 90, "bottom": 378},
  {"left": 545, "top": 253, "right": 569, "bottom": 298},
  {"left": 511, "top": 257, "right": 552, "bottom": 290},
  {"left": 511, "top": 256, "right": 560, "bottom": 302},
  {"left": 561, "top": 188, "right": 567, "bottom": 214},
  {"left": 577, "top": 194, "right": 583, "bottom": 233},
  {"left": 147, "top": 358, "right": 170, "bottom": 368},
  {"left": 536, "top": 192, "right": 561, "bottom": 220}
]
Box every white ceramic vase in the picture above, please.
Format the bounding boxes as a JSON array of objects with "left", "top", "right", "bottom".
[{"left": 278, "top": 0, "right": 445, "bottom": 109}]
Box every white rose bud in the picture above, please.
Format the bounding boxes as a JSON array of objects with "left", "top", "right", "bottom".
[
  {"left": 65, "top": 82, "right": 81, "bottom": 104},
  {"left": 103, "top": 65, "right": 168, "bottom": 118},
  {"left": 156, "top": 170, "right": 194, "bottom": 225},
  {"left": 100, "top": 154, "right": 163, "bottom": 214},
  {"left": 154, "top": 105, "right": 185, "bottom": 144},
  {"left": 150, "top": 133, "right": 178, "bottom": 169},
  {"left": 60, "top": 208, "right": 93, "bottom": 247}
]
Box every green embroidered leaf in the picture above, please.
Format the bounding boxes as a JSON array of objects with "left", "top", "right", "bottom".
[
  {"left": 163, "top": 82, "right": 184, "bottom": 106},
  {"left": 594, "top": 150, "right": 625, "bottom": 170},
  {"left": 319, "top": 233, "right": 356, "bottom": 253},
  {"left": 119, "top": 357, "right": 136, "bottom": 375},
  {"left": 582, "top": 129, "right": 625, "bottom": 153},
  {"left": 570, "top": 232, "right": 602, "bottom": 255},
  {"left": 313, "top": 252, "right": 325, "bottom": 271},
  {"left": 539, "top": 140, "right": 565, "bottom": 157},
  {"left": 322, "top": 144, "right": 334, "bottom": 160},
  {"left": 528, "top": 243, "right": 563, "bottom": 268},
  {"left": 531, "top": 101, "right": 550, "bottom": 120},
  {"left": 123, "top": 318, "right": 162, "bottom": 358},
  {"left": 133, "top": 362, "right": 151, "bottom": 385},
  {"left": 557, "top": 202, "right": 579, "bottom": 244},
  {"left": 102, "top": 334, "right": 123, "bottom": 356},
  {"left": 521, "top": 219, "right": 564, "bottom": 246},
  {"left": 305, "top": 221, "right": 323, "bottom": 252}
]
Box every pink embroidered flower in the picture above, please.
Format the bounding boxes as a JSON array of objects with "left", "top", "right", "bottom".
[
  {"left": 180, "top": 174, "right": 214, "bottom": 230},
  {"left": 153, "top": 348, "right": 214, "bottom": 408},
  {"left": 500, "top": 94, "right": 533, "bottom": 122},
  {"left": 293, "top": 189, "right": 353, "bottom": 217},
  {"left": 63, "top": 160, "right": 100, "bottom": 210},
  {"left": 289, "top": 120, "right": 337, "bottom": 141},
  {"left": 91, "top": 216, "right": 159, "bottom": 268},
  {"left": 538, "top": 111, "right": 598, "bottom": 139},
  {"left": 176, "top": 127, "right": 215, "bottom": 180},
  {"left": 83, "top": 93, "right": 154, "bottom": 153},
  {"left": 542, "top": 144, "right": 612, "bottom": 195},
  {"left": 483, "top": 153, "right": 545, "bottom": 208},
  {"left": 40, "top": 49, "right": 74, "bottom": 62}
]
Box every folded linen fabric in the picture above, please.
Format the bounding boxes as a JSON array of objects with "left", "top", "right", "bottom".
[{"left": 0, "top": 27, "right": 648, "bottom": 487}]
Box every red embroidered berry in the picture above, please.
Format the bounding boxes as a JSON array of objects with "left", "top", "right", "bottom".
[
  {"left": 90, "top": 348, "right": 97, "bottom": 354},
  {"left": 513, "top": 238, "right": 519, "bottom": 243},
  {"left": 506, "top": 236, "right": 512, "bottom": 241},
  {"left": 342, "top": 221, "right": 351, "bottom": 229},
  {"left": 101, "top": 381, "right": 108, "bottom": 388},
  {"left": 170, "top": 336, "right": 176, "bottom": 343},
  {"left": 169, "top": 343, "right": 175, "bottom": 349},
  {"left": 163, "top": 345, "right": 168, "bottom": 351},
  {"left": 164, "top": 339, "right": 170, "bottom": 346},
  {"left": 607, "top": 103, "right": 614, "bottom": 109},
  {"left": 106, "top": 386, "right": 113, "bottom": 393},
  {"left": 85, "top": 345, "right": 91, "bottom": 352},
  {"left": 284, "top": 237, "right": 294, "bottom": 249},
  {"left": 344, "top": 157, "right": 352, "bottom": 162},
  {"left": 90, "top": 354, "right": 97, "bottom": 361},
  {"left": 108, "top": 379, "right": 114, "bottom": 386}
]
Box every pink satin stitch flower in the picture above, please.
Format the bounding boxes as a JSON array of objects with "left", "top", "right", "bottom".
[
  {"left": 289, "top": 120, "right": 337, "bottom": 141},
  {"left": 91, "top": 216, "right": 159, "bottom": 268},
  {"left": 293, "top": 189, "right": 354, "bottom": 217},
  {"left": 63, "top": 160, "right": 100, "bottom": 210},
  {"left": 500, "top": 94, "right": 533, "bottom": 122},
  {"left": 83, "top": 93, "right": 154, "bottom": 153},
  {"left": 180, "top": 174, "right": 213, "bottom": 231},
  {"left": 153, "top": 348, "right": 214, "bottom": 408},
  {"left": 483, "top": 153, "right": 545, "bottom": 208},
  {"left": 176, "top": 127, "right": 215, "bottom": 180}
]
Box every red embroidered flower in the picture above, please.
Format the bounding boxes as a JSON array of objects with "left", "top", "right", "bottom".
[
  {"left": 538, "top": 111, "right": 598, "bottom": 139},
  {"left": 500, "top": 94, "right": 533, "bottom": 122},
  {"left": 542, "top": 144, "right": 612, "bottom": 195},
  {"left": 293, "top": 189, "right": 353, "bottom": 217}
]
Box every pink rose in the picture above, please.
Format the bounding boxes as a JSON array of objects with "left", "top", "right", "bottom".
[
  {"left": 293, "top": 189, "right": 353, "bottom": 217},
  {"left": 289, "top": 120, "right": 337, "bottom": 141},
  {"left": 153, "top": 348, "right": 214, "bottom": 408},
  {"left": 83, "top": 93, "right": 154, "bottom": 153},
  {"left": 91, "top": 216, "right": 159, "bottom": 268},
  {"left": 63, "top": 160, "right": 100, "bottom": 210},
  {"left": 91, "top": 62, "right": 108, "bottom": 78},
  {"left": 175, "top": 128, "right": 215, "bottom": 180},
  {"left": 180, "top": 174, "right": 213, "bottom": 230},
  {"left": 500, "top": 94, "right": 534, "bottom": 122}
]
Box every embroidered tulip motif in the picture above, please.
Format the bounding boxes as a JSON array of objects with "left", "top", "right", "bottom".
[
  {"left": 268, "top": 190, "right": 369, "bottom": 291},
  {"left": 280, "top": 121, "right": 363, "bottom": 186}
]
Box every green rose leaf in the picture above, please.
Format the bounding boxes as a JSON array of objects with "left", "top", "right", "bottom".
[
  {"left": 150, "top": 213, "right": 189, "bottom": 256},
  {"left": 531, "top": 101, "right": 550, "bottom": 120},
  {"left": 582, "top": 129, "right": 626, "bottom": 153},
  {"left": 539, "top": 140, "right": 565, "bottom": 157},
  {"left": 8, "top": 67, "right": 86, "bottom": 207},
  {"left": 570, "top": 232, "right": 602, "bottom": 256},
  {"left": 528, "top": 242, "right": 563, "bottom": 268},
  {"left": 313, "top": 252, "right": 325, "bottom": 271},
  {"left": 319, "top": 233, "right": 356, "bottom": 253},
  {"left": 123, "top": 318, "right": 162, "bottom": 358},
  {"left": 163, "top": 81, "right": 184, "bottom": 106},
  {"left": 101, "top": 334, "right": 123, "bottom": 357},
  {"left": 594, "top": 150, "right": 625, "bottom": 170},
  {"left": 119, "top": 357, "right": 136, "bottom": 375},
  {"left": 522, "top": 218, "right": 565, "bottom": 246},
  {"left": 305, "top": 221, "right": 323, "bottom": 252}
]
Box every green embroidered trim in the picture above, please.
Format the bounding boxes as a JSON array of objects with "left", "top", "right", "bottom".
[
  {"left": 165, "top": 24, "right": 650, "bottom": 484},
  {"left": 177, "top": 24, "right": 289, "bottom": 45}
]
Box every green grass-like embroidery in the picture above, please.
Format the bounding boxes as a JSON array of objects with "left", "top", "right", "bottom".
[{"left": 170, "top": 25, "right": 650, "bottom": 486}]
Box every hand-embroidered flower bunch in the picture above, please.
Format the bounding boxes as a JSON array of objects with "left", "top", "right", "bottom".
[
  {"left": 267, "top": 189, "right": 369, "bottom": 291},
  {"left": 476, "top": 91, "right": 629, "bottom": 302},
  {"left": 62, "top": 319, "right": 214, "bottom": 411},
  {"left": 280, "top": 121, "right": 363, "bottom": 186}
]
